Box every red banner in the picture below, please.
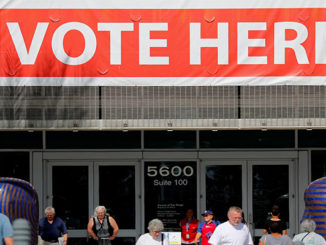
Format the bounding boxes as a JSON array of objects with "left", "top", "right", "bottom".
[{"left": 0, "top": 8, "right": 326, "bottom": 84}]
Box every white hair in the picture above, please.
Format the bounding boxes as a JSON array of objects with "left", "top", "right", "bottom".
[
  {"left": 228, "top": 206, "right": 242, "bottom": 215},
  {"left": 94, "top": 206, "right": 106, "bottom": 217},
  {"left": 300, "top": 219, "right": 316, "bottom": 232},
  {"left": 148, "top": 219, "right": 164, "bottom": 232},
  {"left": 45, "top": 206, "right": 55, "bottom": 214}
]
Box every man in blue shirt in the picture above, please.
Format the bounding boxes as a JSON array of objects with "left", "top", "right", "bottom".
[
  {"left": 39, "top": 207, "right": 68, "bottom": 245},
  {"left": 0, "top": 213, "right": 13, "bottom": 245}
]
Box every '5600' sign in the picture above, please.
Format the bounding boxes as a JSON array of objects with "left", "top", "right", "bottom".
[
  {"left": 146, "top": 165, "right": 194, "bottom": 186},
  {"left": 147, "top": 165, "right": 194, "bottom": 177}
]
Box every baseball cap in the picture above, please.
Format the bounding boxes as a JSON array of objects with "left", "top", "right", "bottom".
[{"left": 201, "top": 210, "right": 213, "bottom": 216}]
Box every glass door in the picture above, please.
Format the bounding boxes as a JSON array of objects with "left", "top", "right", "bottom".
[
  {"left": 202, "top": 159, "right": 295, "bottom": 243},
  {"left": 247, "top": 160, "right": 295, "bottom": 240},
  {"left": 94, "top": 162, "right": 140, "bottom": 245},
  {"left": 46, "top": 161, "right": 139, "bottom": 245},
  {"left": 201, "top": 161, "right": 247, "bottom": 223},
  {"left": 46, "top": 161, "right": 93, "bottom": 243}
]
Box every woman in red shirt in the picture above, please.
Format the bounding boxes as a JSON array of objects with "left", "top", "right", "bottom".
[{"left": 180, "top": 208, "right": 200, "bottom": 245}]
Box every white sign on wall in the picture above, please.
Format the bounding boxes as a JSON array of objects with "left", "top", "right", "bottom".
[{"left": 163, "top": 232, "right": 181, "bottom": 245}]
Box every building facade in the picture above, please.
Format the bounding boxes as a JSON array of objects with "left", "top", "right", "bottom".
[
  {"left": 3, "top": 129, "right": 326, "bottom": 245},
  {"left": 2, "top": 1, "right": 326, "bottom": 244}
]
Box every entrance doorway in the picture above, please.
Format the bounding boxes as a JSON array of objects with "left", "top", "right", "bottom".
[
  {"left": 42, "top": 151, "right": 298, "bottom": 244},
  {"left": 201, "top": 159, "right": 295, "bottom": 240},
  {"left": 45, "top": 161, "right": 140, "bottom": 245}
]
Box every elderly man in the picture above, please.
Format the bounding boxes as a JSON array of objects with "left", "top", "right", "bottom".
[
  {"left": 209, "top": 207, "right": 253, "bottom": 245},
  {"left": 0, "top": 213, "right": 13, "bottom": 245},
  {"left": 39, "top": 206, "right": 68, "bottom": 245}
]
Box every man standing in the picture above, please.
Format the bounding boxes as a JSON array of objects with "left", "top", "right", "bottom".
[
  {"left": 0, "top": 213, "right": 13, "bottom": 245},
  {"left": 194, "top": 210, "right": 219, "bottom": 245},
  {"left": 209, "top": 207, "right": 253, "bottom": 245},
  {"left": 39, "top": 207, "right": 68, "bottom": 245}
]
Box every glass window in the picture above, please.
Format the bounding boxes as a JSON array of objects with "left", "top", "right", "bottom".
[
  {"left": 144, "top": 131, "right": 196, "bottom": 149},
  {"left": 200, "top": 130, "right": 295, "bottom": 148},
  {"left": 46, "top": 131, "right": 141, "bottom": 149},
  {"left": 144, "top": 162, "right": 197, "bottom": 231},
  {"left": 0, "top": 152, "right": 30, "bottom": 181},
  {"left": 0, "top": 132, "right": 42, "bottom": 149},
  {"left": 252, "top": 165, "right": 289, "bottom": 229},
  {"left": 52, "top": 166, "right": 89, "bottom": 229},
  {"left": 311, "top": 151, "right": 326, "bottom": 181},
  {"left": 99, "top": 166, "right": 136, "bottom": 229},
  {"left": 206, "top": 165, "right": 242, "bottom": 222},
  {"left": 299, "top": 130, "right": 326, "bottom": 147}
]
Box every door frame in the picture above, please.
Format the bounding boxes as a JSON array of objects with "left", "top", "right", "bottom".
[
  {"left": 199, "top": 160, "right": 247, "bottom": 223},
  {"left": 199, "top": 151, "right": 298, "bottom": 239},
  {"left": 45, "top": 161, "right": 94, "bottom": 238},
  {"left": 35, "top": 150, "right": 308, "bottom": 240},
  {"left": 247, "top": 159, "right": 295, "bottom": 238},
  {"left": 45, "top": 158, "right": 142, "bottom": 240},
  {"left": 94, "top": 161, "right": 141, "bottom": 238}
]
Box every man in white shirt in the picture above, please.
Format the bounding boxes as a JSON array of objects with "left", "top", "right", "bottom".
[{"left": 208, "top": 206, "right": 253, "bottom": 245}]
